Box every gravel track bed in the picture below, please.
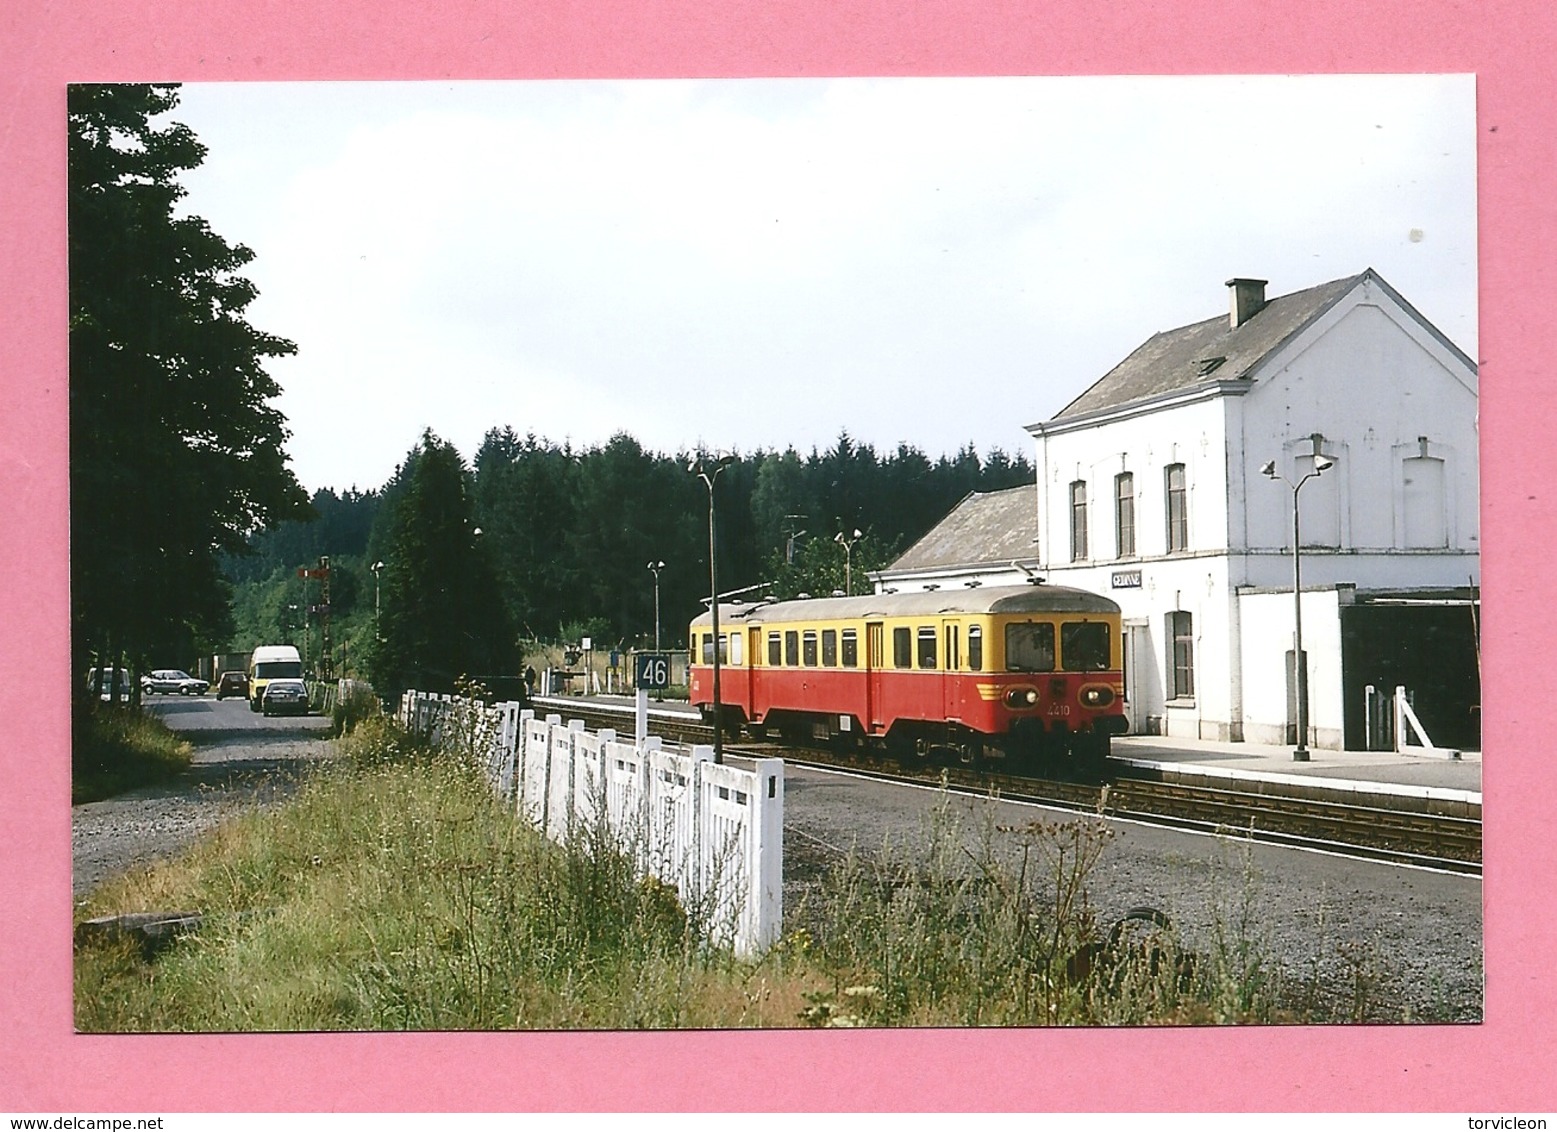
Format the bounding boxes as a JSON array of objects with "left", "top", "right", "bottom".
[{"left": 781, "top": 764, "right": 1484, "bottom": 1024}]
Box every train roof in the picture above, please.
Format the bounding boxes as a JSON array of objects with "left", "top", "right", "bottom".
[{"left": 690, "top": 583, "right": 1120, "bottom": 628}]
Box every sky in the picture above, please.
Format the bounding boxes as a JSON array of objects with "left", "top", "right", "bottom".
[{"left": 166, "top": 74, "right": 1478, "bottom": 495}]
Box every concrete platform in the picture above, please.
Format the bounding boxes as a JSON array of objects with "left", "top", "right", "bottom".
[{"left": 1111, "top": 734, "right": 1481, "bottom": 811}]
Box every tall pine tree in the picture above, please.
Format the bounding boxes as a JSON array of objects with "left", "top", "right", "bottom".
[{"left": 371, "top": 431, "right": 516, "bottom": 699}]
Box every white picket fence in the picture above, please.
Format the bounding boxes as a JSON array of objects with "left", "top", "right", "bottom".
[{"left": 396, "top": 690, "right": 784, "bottom": 957}]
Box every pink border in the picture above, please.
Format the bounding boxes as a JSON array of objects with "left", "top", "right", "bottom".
[{"left": 4, "top": 0, "right": 1551, "bottom": 1112}]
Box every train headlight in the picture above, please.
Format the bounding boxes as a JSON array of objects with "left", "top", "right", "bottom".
[
  {"left": 1005, "top": 687, "right": 1040, "bottom": 709},
  {"left": 1080, "top": 685, "right": 1115, "bottom": 708}
]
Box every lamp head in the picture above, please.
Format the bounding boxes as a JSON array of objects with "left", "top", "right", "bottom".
[
  {"left": 1259, "top": 460, "right": 1277, "bottom": 478},
  {"left": 1314, "top": 455, "right": 1335, "bottom": 473}
]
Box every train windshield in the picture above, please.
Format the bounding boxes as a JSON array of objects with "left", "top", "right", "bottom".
[
  {"left": 1060, "top": 621, "right": 1111, "bottom": 672},
  {"left": 1004, "top": 622, "right": 1055, "bottom": 672}
]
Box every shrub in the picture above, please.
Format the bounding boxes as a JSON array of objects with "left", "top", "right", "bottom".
[
  {"left": 72, "top": 700, "right": 193, "bottom": 803},
  {"left": 331, "top": 679, "right": 381, "bottom": 737}
]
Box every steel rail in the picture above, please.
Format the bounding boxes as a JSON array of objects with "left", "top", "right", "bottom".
[{"left": 528, "top": 697, "right": 1481, "bottom": 875}]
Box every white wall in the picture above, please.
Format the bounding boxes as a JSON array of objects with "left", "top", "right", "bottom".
[
  {"left": 1036, "top": 395, "right": 1231, "bottom": 568},
  {"left": 1237, "top": 587, "right": 1345, "bottom": 748},
  {"left": 1239, "top": 287, "right": 1479, "bottom": 568}
]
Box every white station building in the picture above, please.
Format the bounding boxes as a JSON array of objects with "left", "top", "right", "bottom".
[{"left": 874, "top": 270, "right": 1480, "bottom": 751}]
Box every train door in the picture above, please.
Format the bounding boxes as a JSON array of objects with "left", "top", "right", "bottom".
[
  {"left": 748, "top": 627, "right": 763, "bottom": 721},
  {"left": 942, "top": 620, "right": 963, "bottom": 721},
  {"left": 866, "top": 621, "right": 886, "bottom": 732}
]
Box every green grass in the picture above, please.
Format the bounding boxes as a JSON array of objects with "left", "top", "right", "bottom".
[
  {"left": 72, "top": 701, "right": 194, "bottom": 804},
  {"left": 74, "top": 716, "right": 815, "bottom": 1031},
  {"left": 74, "top": 714, "right": 1423, "bottom": 1030}
]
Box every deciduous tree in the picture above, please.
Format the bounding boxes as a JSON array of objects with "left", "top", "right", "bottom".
[{"left": 70, "top": 83, "right": 310, "bottom": 693}]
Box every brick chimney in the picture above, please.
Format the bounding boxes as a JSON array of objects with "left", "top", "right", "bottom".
[{"left": 1226, "top": 277, "right": 1267, "bottom": 329}]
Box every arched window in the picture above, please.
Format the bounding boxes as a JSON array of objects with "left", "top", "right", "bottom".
[
  {"left": 1165, "top": 464, "right": 1188, "bottom": 552},
  {"left": 1115, "top": 472, "right": 1135, "bottom": 558},
  {"left": 1069, "top": 480, "right": 1088, "bottom": 560}
]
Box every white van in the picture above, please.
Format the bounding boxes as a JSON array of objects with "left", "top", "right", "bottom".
[
  {"left": 247, "top": 645, "right": 303, "bottom": 712},
  {"left": 85, "top": 667, "right": 134, "bottom": 703}
]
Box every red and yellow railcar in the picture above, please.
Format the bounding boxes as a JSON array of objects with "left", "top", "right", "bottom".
[{"left": 689, "top": 583, "right": 1127, "bottom": 768}]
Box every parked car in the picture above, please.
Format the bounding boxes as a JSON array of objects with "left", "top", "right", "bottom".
[
  {"left": 215, "top": 670, "right": 249, "bottom": 700},
  {"left": 85, "top": 667, "right": 134, "bottom": 703},
  {"left": 260, "top": 678, "right": 309, "bottom": 717},
  {"left": 142, "top": 669, "right": 209, "bottom": 696}
]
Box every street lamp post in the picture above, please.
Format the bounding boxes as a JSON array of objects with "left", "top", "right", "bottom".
[
  {"left": 647, "top": 560, "right": 665, "bottom": 652},
  {"left": 1261, "top": 454, "right": 1336, "bottom": 761},
  {"left": 834, "top": 528, "right": 863, "bottom": 595},
  {"left": 371, "top": 561, "right": 384, "bottom": 641},
  {"left": 689, "top": 454, "right": 735, "bottom": 763}
]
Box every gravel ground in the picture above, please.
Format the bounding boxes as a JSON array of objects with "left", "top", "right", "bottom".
[
  {"left": 71, "top": 701, "right": 336, "bottom": 901},
  {"left": 74, "top": 702, "right": 1482, "bottom": 1024},
  {"left": 780, "top": 765, "right": 1484, "bottom": 1024}
]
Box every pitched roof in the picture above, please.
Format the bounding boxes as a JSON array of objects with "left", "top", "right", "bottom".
[
  {"left": 880, "top": 484, "right": 1038, "bottom": 575},
  {"left": 1044, "top": 272, "right": 1366, "bottom": 422},
  {"left": 690, "top": 582, "right": 1119, "bottom": 627}
]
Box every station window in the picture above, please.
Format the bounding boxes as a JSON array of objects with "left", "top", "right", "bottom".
[
  {"left": 1167, "top": 611, "right": 1195, "bottom": 699},
  {"left": 768, "top": 632, "right": 781, "bottom": 666},
  {"left": 822, "top": 629, "right": 838, "bottom": 666},
  {"left": 803, "top": 630, "right": 819, "bottom": 667},
  {"left": 841, "top": 628, "right": 859, "bottom": 667},
  {"left": 784, "top": 630, "right": 800, "bottom": 667},
  {"left": 1060, "top": 621, "right": 1110, "bottom": 672},
  {"left": 1070, "top": 480, "right": 1089, "bottom": 561},
  {"left": 1005, "top": 622, "right": 1056, "bottom": 673},
  {"left": 917, "top": 626, "right": 938, "bottom": 669},
  {"left": 1115, "top": 472, "right": 1135, "bottom": 558},
  {"left": 1166, "top": 464, "right": 1188, "bottom": 552},
  {"left": 967, "top": 625, "right": 983, "bottom": 671},
  {"left": 893, "top": 626, "right": 912, "bottom": 668}
]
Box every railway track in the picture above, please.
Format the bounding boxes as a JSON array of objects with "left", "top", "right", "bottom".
[{"left": 531, "top": 697, "right": 1482, "bottom": 875}]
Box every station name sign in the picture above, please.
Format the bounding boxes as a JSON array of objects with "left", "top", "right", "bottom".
[{"left": 1111, "top": 570, "right": 1143, "bottom": 589}]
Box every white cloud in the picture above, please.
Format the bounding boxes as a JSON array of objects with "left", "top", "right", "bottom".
[{"left": 171, "top": 74, "right": 1477, "bottom": 491}]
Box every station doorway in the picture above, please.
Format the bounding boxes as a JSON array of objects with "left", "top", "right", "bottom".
[{"left": 1339, "top": 593, "right": 1481, "bottom": 751}]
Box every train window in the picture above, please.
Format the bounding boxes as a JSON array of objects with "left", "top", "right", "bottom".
[
  {"left": 785, "top": 630, "right": 800, "bottom": 666},
  {"left": 1005, "top": 622, "right": 1056, "bottom": 672},
  {"left": 841, "top": 628, "right": 858, "bottom": 667},
  {"left": 1061, "top": 621, "right": 1110, "bottom": 671},
  {"left": 700, "top": 632, "right": 728, "bottom": 669},
  {"left": 917, "top": 626, "right": 937, "bottom": 669},
  {"left": 729, "top": 634, "right": 743, "bottom": 665},
  {"left": 822, "top": 629, "right": 838, "bottom": 666},
  {"left": 803, "top": 630, "right": 819, "bottom": 666},
  {"left": 768, "top": 633, "right": 781, "bottom": 666},
  {"left": 968, "top": 625, "right": 983, "bottom": 671},
  {"left": 893, "top": 626, "right": 912, "bottom": 668}
]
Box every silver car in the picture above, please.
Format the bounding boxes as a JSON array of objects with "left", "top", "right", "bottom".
[
  {"left": 260, "top": 678, "right": 309, "bottom": 716},
  {"left": 143, "top": 669, "right": 209, "bottom": 696}
]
